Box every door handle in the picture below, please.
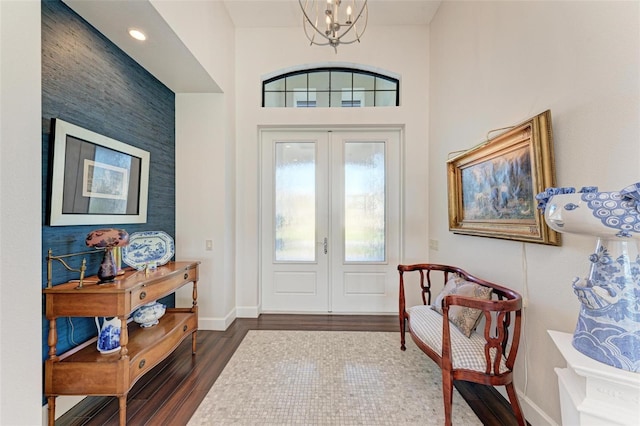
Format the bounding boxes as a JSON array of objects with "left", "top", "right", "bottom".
[{"left": 318, "top": 237, "right": 328, "bottom": 254}]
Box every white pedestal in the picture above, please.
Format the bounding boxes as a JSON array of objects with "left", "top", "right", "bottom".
[{"left": 549, "top": 330, "right": 640, "bottom": 425}]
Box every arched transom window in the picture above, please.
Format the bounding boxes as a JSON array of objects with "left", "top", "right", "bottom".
[{"left": 262, "top": 67, "right": 399, "bottom": 108}]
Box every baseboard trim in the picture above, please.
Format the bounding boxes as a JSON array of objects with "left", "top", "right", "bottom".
[
  {"left": 517, "top": 388, "right": 559, "bottom": 426},
  {"left": 235, "top": 305, "right": 260, "bottom": 318},
  {"left": 198, "top": 309, "right": 237, "bottom": 331}
]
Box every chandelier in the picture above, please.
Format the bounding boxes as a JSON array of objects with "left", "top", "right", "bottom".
[{"left": 299, "top": 0, "right": 368, "bottom": 52}]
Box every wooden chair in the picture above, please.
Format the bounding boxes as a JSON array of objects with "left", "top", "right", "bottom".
[{"left": 398, "top": 263, "right": 525, "bottom": 426}]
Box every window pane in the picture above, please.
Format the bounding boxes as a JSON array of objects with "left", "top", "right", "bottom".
[
  {"left": 330, "top": 91, "right": 343, "bottom": 107},
  {"left": 353, "top": 90, "right": 367, "bottom": 107},
  {"left": 285, "top": 91, "right": 295, "bottom": 107},
  {"left": 344, "top": 142, "right": 385, "bottom": 262},
  {"left": 275, "top": 142, "right": 316, "bottom": 261},
  {"left": 264, "top": 92, "right": 285, "bottom": 107},
  {"left": 308, "top": 71, "right": 330, "bottom": 91},
  {"left": 265, "top": 79, "right": 285, "bottom": 91},
  {"left": 376, "top": 77, "right": 395, "bottom": 90},
  {"left": 292, "top": 89, "right": 314, "bottom": 108},
  {"left": 316, "top": 91, "right": 330, "bottom": 108},
  {"left": 353, "top": 73, "right": 375, "bottom": 90},
  {"left": 331, "top": 71, "right": 353, "bottom": 92},
  {"left": 375, "top": 91, "right": 396, "bottom": 107},
  {"left": 286, "top": 74, "right": 307, "bottom": 91},
  {"left": 362, "top": 91, "right": 375, "bottom": 107}
]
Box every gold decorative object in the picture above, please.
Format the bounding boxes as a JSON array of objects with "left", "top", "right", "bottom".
[{"left": 46, "top": 249, "right": 93, "bottom": 289}]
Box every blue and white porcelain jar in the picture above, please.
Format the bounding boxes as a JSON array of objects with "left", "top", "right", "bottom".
[
  {"left": 537, "top": 182, "right": 640, "bottom": 372},
  {"left": 132, "top": 302, "right": 166, "bottom": 328}
]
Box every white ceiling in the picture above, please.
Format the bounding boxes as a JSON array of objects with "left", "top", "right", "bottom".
[
  {"left": 62, "top": 0, "right": 441, "bottom": 93},
  {"left": 223, "top": 0, "right": 442, "bottom": 28}
]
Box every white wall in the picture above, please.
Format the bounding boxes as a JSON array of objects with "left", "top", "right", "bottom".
[
  {"left": 155, "top": 1, "right": 237, "bottom": 329},
  {"left": 429, "top": 1, "right": 640, "bottom": 424},
  {"left": 0, "top": 0, "right": 43, "bottom": 424},
  {"left": 176, "top": 93, "right": 237, "bottom": 329},
  {"left": 234, "top": 25, "right": 430, "bottom": 314}
]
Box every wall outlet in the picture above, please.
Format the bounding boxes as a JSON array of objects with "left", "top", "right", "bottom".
[
  {"left": 205, "top": 240, "right": 213, "bottom": 251},
  {"left": 429, "top": 239, "right": 439, "bottom": 251}
]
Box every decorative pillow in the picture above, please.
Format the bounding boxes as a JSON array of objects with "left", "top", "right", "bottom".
[{"left": 431, "top": 274, "right": 493, "bottom": 337}]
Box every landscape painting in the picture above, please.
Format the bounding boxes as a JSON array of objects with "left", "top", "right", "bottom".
[
  {"left": 461, "top": 145, "right": 534, "bottom": 221},
  {"left": 447, "top": 110, "right": 560, "bottom": 245}
]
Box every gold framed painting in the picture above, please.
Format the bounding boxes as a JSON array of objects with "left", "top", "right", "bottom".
[{"left": 447, "top": 110, "right": 560, "bottom": 245}]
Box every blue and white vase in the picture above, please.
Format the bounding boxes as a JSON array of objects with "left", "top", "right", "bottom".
[
  {"left": 536, "top": 182, "right": 640, "bottom": 372},
  {"left": 95, "top": 316, "right": 121, "bottom": 354}
]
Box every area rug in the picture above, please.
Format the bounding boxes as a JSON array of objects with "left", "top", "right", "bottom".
[{"left": 188, "top": 330, "right": 481, "bottom": 425}]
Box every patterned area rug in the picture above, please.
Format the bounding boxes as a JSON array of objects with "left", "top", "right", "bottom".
[{"left": 188, "top": 330, "right": 481, "bottom": 425}]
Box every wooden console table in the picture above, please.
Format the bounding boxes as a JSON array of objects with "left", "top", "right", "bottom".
[{"left": 44, "top": 261, "right": 200, "bottom": 426}]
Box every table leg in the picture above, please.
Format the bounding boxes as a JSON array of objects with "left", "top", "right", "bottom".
[
  {"left": 47, "top": 396, "right": 56, "bottom": 426},
  {"left": 119, "top": 396, "right": 126, "bottom": 425}
]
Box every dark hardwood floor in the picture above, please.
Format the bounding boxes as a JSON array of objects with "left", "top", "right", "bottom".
[{"left": 55, "top": 315, "right": 523, "bottom": 425}]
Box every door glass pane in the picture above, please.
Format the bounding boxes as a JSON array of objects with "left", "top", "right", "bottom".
[
  {"left": 275, "top": 142, "right": 316, "bottom": 261},
  {"left": 344, "top": 142, "right": 385, "bottom": 262}
]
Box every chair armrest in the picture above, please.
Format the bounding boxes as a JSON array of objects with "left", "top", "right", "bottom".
[{"left": 441, "top": 294, "right": 523, "bottom": 373}]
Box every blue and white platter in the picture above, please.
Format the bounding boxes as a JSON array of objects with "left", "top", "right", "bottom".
[{"left": 122, "top": 231, "right": 175, "bottom": 270}]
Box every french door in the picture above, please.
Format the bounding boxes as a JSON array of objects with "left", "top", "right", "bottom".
[{"left": 260, "top": 129, "right": 401, "bottom": 313}]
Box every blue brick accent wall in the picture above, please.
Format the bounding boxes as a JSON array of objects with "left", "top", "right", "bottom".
[{"left": 41, "top": 0, "right": 175, "bottom": 370}]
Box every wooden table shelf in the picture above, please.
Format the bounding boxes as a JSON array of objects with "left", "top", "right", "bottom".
[{"left": 43, "top": 261, "right": 200, "bottom": 426}]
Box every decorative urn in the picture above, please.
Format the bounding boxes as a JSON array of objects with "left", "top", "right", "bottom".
[{"left": 536, "top": 182, "right": 640, "bottom": 372}]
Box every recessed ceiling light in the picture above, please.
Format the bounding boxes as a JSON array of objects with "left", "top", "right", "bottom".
[{"left": 128, "top": 28, "right": 147, "bottom": 41}]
